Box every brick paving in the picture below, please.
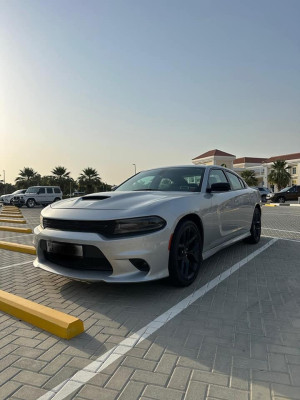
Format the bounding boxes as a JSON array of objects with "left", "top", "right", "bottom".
[{"left": 0, "top": 205, "right": 299, "bottom": 400}]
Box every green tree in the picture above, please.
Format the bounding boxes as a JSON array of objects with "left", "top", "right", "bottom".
[
  {"left": 15, "top": 167, "right": 41, "bottom": 189},
  {"left": 241, "top": 170, "right": 258, "bottom": 186},
  {"left": 51, "top": 166, "right": 71, "bottom": 194},
  {"left": 77, "top": 167, "right": 102, "bottom": 194},
  {"left": 268, "top": 160, "right": 291, "bottom": 191}
]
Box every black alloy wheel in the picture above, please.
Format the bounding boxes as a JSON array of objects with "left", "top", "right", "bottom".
[
  {"left": 278, "top": 196, "right": 285, "bottom": 203},
  {"left": 26, "top": 199, "right": 36, "bottom": 208},
  {"left": 169, "top": 220, "right": 202, "bottom": 286},
  {"left": 245, "top": 207, "right": 261, "bottom": 244}
]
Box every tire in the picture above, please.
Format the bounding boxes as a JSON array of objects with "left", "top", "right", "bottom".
[
  {"left": 244, "top": 208, "right": 261, "bottom": 244},
  {"left": 53, "top": 197, "right": 61, "bottom": 203},
  {"left": 278, "top": 197, "right": 285, "bottom": 203},
  {"left": 10, "top": 199, "right": 13, "bottom": 205},
  {"left": 26, "top": 198, "right": 36, "bottom": 208},
  {"left": 261, "top": 195, "right": 267, "bottom": 203},
  {"left": 168, "top": 220, "right": 202, "bottom": 287}
]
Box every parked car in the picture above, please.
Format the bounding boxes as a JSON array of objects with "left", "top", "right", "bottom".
[
  {"left": 12, "top": 186, "right": 63, "bottom": 208},
  {"left": 266, "top": 185, "right": 300, "bottom": 203},
  {"left": 251, "top": 186, "right": 270, "bottom": 202},
  {"left": 72, "top": 191, "right": 85, "bottom": 197},
  {"left": 33, "top": 165, "right": 261, "bottom": 286},
  {"left": 0, "top": 189, "right": 26, "bottom": 205}
]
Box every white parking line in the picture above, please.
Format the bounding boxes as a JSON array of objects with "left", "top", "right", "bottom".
[
  {"left": 261, "top": 235, "right": 300, "bottom": 243},
  {"left": 38, "top": 238, "right": 278, "bottom": 400},
  {"left": 262, "top": 228, "right": 300, "bottom": 234},
  {"left": 0, "top": 260, "right": 33, "bottom": 270}
]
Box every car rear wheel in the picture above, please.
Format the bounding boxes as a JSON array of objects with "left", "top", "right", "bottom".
[
  {"left": 278, "top": 196, "right": 285, "bottom": 203},
  {"left": 261, "top": 195, "right": 267, "bottom": 202},
  {"left": 53, "top": 197, "right": 61, "bottom": 203},
  {"left": 10, "top": 199, "right": 13, "bottom": 205},
  {"left": 244, "top": 208, "right": 261, "bottom": 244},
  {"left": 168, "top": 220, "right": 202, "bottom": 287},
  {"left": 26, "top": 199, "right": 36, "bottom": 208}
]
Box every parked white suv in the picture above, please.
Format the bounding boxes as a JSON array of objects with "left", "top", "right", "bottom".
[
  {"left": 0, "top": 189, "right": 27, "bottom": 205},
  {"left": 12, "top": 186, "right": 63, "bottom": 208}
]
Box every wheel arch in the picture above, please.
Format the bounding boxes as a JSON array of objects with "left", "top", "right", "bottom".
[{"left": 175, "top": 213, "right": 204, "bottom": 245}]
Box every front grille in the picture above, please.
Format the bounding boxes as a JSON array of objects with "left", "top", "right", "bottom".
[
  {"left": 40, "top": 240, "right": 112, "bottom": 271},
  {"left": 43, "top": 218, "right": 115, "bottom": 235}
]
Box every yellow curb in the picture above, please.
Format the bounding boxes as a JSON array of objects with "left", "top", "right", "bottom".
[
  {"left": 0, "top": 218, "right": 26, "bottom": 224},
  {"left": 264, "top": 204, "right": 277, "bottom": 207},
  {"left": 0, "top": 226, "right": 32, "bottom": 234},
  {"left": 0, "top": 290, "right": 84, "bottom": 339},
  {"left": 0, "top": 241, "right": 36, "bottom": 255},
  {"left": 2, "top": 211, "right": 22, "bottom": 214},
  {"left": 0, "top": 214, "right": 24, "bottom": 218}
]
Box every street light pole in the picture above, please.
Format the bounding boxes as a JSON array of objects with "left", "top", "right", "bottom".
[
  {"left": 132, "top": 164, "right": 136, "bottom": 175},
  {"left": 3, "top": 170, "right": 5, "bottom": 195}
]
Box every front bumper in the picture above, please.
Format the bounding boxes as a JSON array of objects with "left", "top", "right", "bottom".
[
  {"left": 12, "top": 197, "right": 25, "bottom": 206},
  {"left": 33, "top": 225, "right": 171, "bottom": 282}
]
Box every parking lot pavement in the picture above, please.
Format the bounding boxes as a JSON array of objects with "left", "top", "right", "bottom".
[{"left": 0, "top": 206, "right": 300, "bottom": 400}]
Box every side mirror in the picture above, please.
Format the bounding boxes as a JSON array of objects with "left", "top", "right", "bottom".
[{"left": 207, "top": 182, "right": 231, "bottom": 193}]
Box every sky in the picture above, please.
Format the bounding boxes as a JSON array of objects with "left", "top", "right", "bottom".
[{"left": 1, "top": 0, "right": 300, "bottom": 186}]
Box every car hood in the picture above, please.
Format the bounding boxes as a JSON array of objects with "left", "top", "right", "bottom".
[{"left": 50, "top": 191, "right": 193, "bottom": 211}]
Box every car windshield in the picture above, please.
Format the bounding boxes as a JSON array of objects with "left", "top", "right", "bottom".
[
  {"left": 13, "top": 189, "right": 25, "bottom": 195},
  {"left": 26, "top": 187, "right": 39, "bottom": 194},
  {"left": 279, "top": 186, "right": 292, "bottom": 193},
  {"left": 115, "top": 167, "right": 205, "bottom": 192}
]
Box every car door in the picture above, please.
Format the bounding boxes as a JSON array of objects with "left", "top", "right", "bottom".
[
  {"left": 37, "top": 187, "right": 47, "bottom": 204},
  {"left": 46, "top": 187, "right": 54, "bottom": 203},
  {"left": 225, "top": 171, "right": 253, "bottom": 232},
  {"left": 287, "top": 186, "right": 300, "bottom": 201},
  {"left": 204, "top": 168, "right": 244, "bottom": 250}
]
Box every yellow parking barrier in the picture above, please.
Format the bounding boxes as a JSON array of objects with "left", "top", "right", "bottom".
[
  {"left": 0, "top": 226, "right": 32, "bottom": 234},
  {"left": 0, "top": 218, "right": 26, "bottom": 224},
  {"left": 0, "top": 241, "right": 36, "bottom": 255},
  {"left": 0, "top": 290, "right": 84, "bottom": 339},
  {"left": 0, "top": 214, "right": 24, "bottom": 218}
]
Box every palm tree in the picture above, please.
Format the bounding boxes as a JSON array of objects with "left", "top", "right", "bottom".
[
  {"left": 77, "top": 167, "right": 102, "bottom": 194},
  {"left": 241, "top": 170, "right": 258, "bottom": 186},
  {"left": 268, "top": 160, "right": 291, "bottom": 191},
  {"left": 51, "top": 166, "right": 71, "bottom": 180},
  {"left": 51, "top": 166, "right": 71, "bottom": 194},
  {"left": 15, "top": 167, "right": 40, "bottom": 188}
]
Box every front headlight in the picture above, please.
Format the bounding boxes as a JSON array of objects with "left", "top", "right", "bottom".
[
  {"left": 112, "top": 216, "right": 166, "bottom": 236},
  {"left": 40, "top": 215, "right": 44, "bottom": 229}
]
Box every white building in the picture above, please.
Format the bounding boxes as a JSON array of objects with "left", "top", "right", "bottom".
[{"left": 192, "top": 149, "right": 300, "bottom": 188}]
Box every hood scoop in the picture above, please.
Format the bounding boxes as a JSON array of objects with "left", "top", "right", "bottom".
[{"left": 81, "top": 196, "right": 111, "bottom": 201}]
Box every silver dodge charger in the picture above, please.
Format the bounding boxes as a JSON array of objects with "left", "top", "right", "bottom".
[{"left": 34, "top": 166, "right": 261, "bottom": 286}]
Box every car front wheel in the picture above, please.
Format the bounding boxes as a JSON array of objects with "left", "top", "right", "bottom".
[
  {"left": 26, "top": 199, "right": 36, "bottom": 208},
  {"left": 168, "top": 220, "right": 202, "bottom": 287},
  {"left": 244, "top": 208, "right": 261, "bottom": 244},
  {"left": 278, "top": 197, "right": 285, "bottom": 203}
]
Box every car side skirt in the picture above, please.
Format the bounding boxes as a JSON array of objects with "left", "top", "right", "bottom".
[{"left": 202, "top": 232, "right": 251, "bottom": 260}]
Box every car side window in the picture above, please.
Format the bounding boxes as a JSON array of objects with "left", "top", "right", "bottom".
[
  {"left": 226, "top": 172, "right": 244, "bottom": 190},
  {"left": 208, "top": 169, "right": 228, "bottom": 187},
  {"left": 38, "top": 188, "right": 46, "bottom": 194},
  {"left": 47, "top": 188, "right": 53, "bottom": 194},
  {"left": 54, "top": 188, "right": 61, "bottom": 193}
]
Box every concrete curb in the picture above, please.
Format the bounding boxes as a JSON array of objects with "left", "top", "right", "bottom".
[
  {"left": 0, "top": 214, "right": 24, "bottom": 218},
  {"left": 0, "top": 218, "right": 26, "bottom": 224},
  {"left": 0, "top": 290, "right": 84, "bottom": 339},
  {"left": 0, "top": 226, "right": 32, "bottom": 234},
  {"left": 0, "top": 241, "right": 36, "bottom": 255}
]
